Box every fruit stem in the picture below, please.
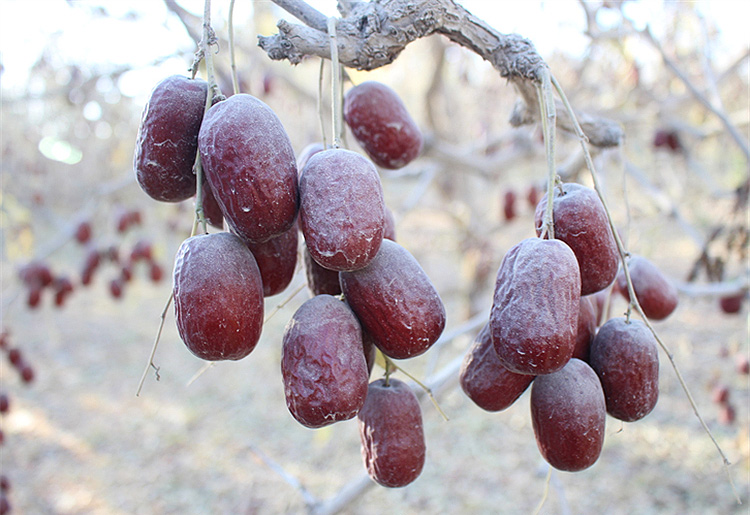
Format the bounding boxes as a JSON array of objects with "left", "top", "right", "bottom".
[
  {"left": 533, "top": 465, "right": 553, "bottom": 515},
  {"left": 549, "top": 72, "right": 739, "bottom": 501},
  {"left": 328, "top": 17, "right": 343, "bottom": 149},
  {"left": 536, "top": 69, "right": 557, "bottom": 240},
  {"left": 135, "top": 292, "right": 173, "bottom": 397},
  {"left": 318, "top": 58, "right": 328, "bottom": 148},
  {"left": 383, "top": 356, "right": 449, "bottom": 421},
  {"left": 229, "top": 0, "right": 239, "bottom": 95}
]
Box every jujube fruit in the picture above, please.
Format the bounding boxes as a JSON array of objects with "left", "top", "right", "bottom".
[
  {"left": 616, "top": 255, "right": 678, "bottom": 320},
  {"left": 173, "top": 232, "right": 264, "bottom": 361},
  {"left": 358, "top": 378, "right": 426, "bottom": 487},
  {"left": 490, "top": 238, "right": 580, "bottom": 375},
  {"left": 530, "top": 358, "right": 606, "bottom": 472},
  {"left": 589, "top": 317, "right": 659, "bottom": 422},
  {"left": 299, "top": 149, "right": 385, "bottom": 272},
  {"left": 199, "top": 93, "right": 298, "bottom": 243},
  {"left": 303, "top": 247, "right": 342, "bottom": 296},
  {"left": 344, "top": 81, "right": 423, "bottom": 170},
  {"left": 340, "top": 239, "right": 446, "bottom": 360},
  {"left": 535, "top": 183, "right": 619, "bottom": 295},
  {"left": 459, "top": 323, "right": 534, "bottom": 412},
  {"left": 281, "top": 295, "right": 369, "bottom": 428},
  {"left": 134, "top": 75, "right": 207, "bottom": 202},
  {"left": 572, "top": 296, "right": 598, "bottom": 362},
  {"left": 240, "top": 224, "right": 298, "bottom": 297}
]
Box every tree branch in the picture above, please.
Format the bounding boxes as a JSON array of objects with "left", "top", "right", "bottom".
[
  {"left": 257, "top": 0, "right": 624, "bottom": 148},
  {"left": 271, "top": 0, "right": 328, "bottom": 32}
]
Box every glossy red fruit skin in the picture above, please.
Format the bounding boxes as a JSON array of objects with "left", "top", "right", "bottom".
[
  {"left": 199, "top": 94, "right": 298, "bottom": 244},
  {"left": 616, "top": 255, "right": 678, "bottom": 320},
  {"left": 358, "top": 378, "right": 425, "bottom": 488},
  {"left": 303, "top": 247, "right": 341, "bottom": 296},
  {"left": 239, "top": 224, "right": 298, "bottom": 297},
  {"left": 531, "top": 358, "right": 606, "bottom": 472},
  {"left": 340, "top": 239, "right": 446, "bottom": 360},
  {"left": 173, "top": 232, "right": 264, "bottom": 361},
  {"left": 573, "top": 296, "right": 598, "bottom": 362},
  {"left": 460, "top": 323, "right": 534, "bottom": 412},
  {"left": 535, "top": 183, "right": 619, "bottom": 295},
  {"left": 589, "top": 317, "right": 659, "bottom": 422},
  {"left": 491, "top": 238, "right": 580, "bottom": 375},
  {"left": 281, "top": 295, "right": 369, "bottom": 428},
  {"left": 344, "top": 81, "right": 423, "bottom": 170},
  {"left": 134, "top": 75, "right": 207, "bottom": 202},
  {"left": 299, "top": 149, "right": 385, "bottom": 272}
]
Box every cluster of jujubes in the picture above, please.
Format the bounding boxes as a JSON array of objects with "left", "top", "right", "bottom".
[
  {"left": 462, "top": 182, "right": 675, "bottom": 472},
  {"left": 134, "top": 76, "right": 436, "bottom": 488}
]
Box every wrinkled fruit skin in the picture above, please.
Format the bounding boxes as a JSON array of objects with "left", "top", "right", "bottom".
[
  {"left": 460, "top": 323, "right": 534, "bottom": 412},
  {"left": 199, "top": 94, "right": 298, "bottom": 243},
  {"left": 358, "top": 378, "right": 425, "bottom": 487},
  {"left": 303, "top": 247, "right": 342, "bottom": 296},
  {"left": 589, "top": 317, "right": 659, "bottom": 422},
  {"left": 344, "top": 81, "right": 423, "bottom": 170},
  {"left": 535, "top": 183, "right": 619, "bottom": 295},
  {"left": 281, "top": 295, "right": 369, "bottom": 428},
  {"left": 300, "top": 149, "right": 385, "bottom": 272},
  {"left": 573, "top": 296, "right": 598, "bottom": 362},
  {"left": 239, "top": 225, "right": 298, "bottom": 297},
  {"left": 531, "top": 358, "right": 606, "bottom": 472},
  {"left": 616, "top": 255, "right": 678, "bottom": 320},
  {"left": 491, "top": 238, "right": 581, "bottom": 375},
  {"left": 173, "top": 232, "right": 264, "bottom": 361},
  {"left": 340, "top": 239, "right": 446, "bottom": 360},
  {"left": 134, "top": 75, "right": 207, "bottom": 202}
]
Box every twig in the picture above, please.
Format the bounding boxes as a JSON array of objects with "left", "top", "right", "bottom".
[
  {"left": 271, "top": 0, "right": 328, "bottom": 32},
  {"left": 642, "top": 26, "right": 750, "bottom": 162},
  {"left": 257, "top": 0, "right": 623, "bottom": 148},
  {"left": 247, "top": 443, "right": 319, "bottom": 509},
  {"left": 135, "top": 292, "right": 173, "bottom": 396},
  {"left": 229, "top": 0, "right": 239, "bottom": 95},
  {"left": 550, "top": 73, "right": 739, "bottom": 503}
]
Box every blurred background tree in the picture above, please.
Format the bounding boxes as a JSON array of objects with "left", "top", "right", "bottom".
[{"left": 0, "top": 1, "right": 747, "bottom": 513}]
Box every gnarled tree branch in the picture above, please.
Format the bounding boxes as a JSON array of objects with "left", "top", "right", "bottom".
[{"left": 258, "top": 0, "right": 624, "bottom": 148}]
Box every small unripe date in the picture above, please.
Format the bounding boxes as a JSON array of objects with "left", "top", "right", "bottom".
[
  {"left": 340, "top": 239, "right": 446, "bottom": 360},
  {"left": 199, "top": 94, "right": 298, "bottom": 243},
  {"left": 535, "top": 183, "right": 619, "bottom": 295},
  {"left": 589, "top": 317, "right": 659, "bottom": 422},
  {"left": 281, "top": 295, "right": 369, "bottom": 428},
  {"left": 173, "top": 232, "right": 264, "bottom": 361},
  {"left": 460, "top": 323, "right": 534, "bottom": 412},
  {"left": 616, "top": 255, "right": 678, "bottom": 320},
  {"left": 344, "top": 82, "right": 423, "bottom": 170},
  {"left": 134, "top": 75, "right": 207, "bottom": 202},
  {"left": 490, "top": 238, "right": 580, "bottom": 375},
  {"left": 358, "top": 378, "right": 425, "bottom": 487},
  {"left": 299, "top": 149, "right": 385, "bottom": 272},
  {"left": 531, "top": 358, "right": 606, "bottom": 472}
]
